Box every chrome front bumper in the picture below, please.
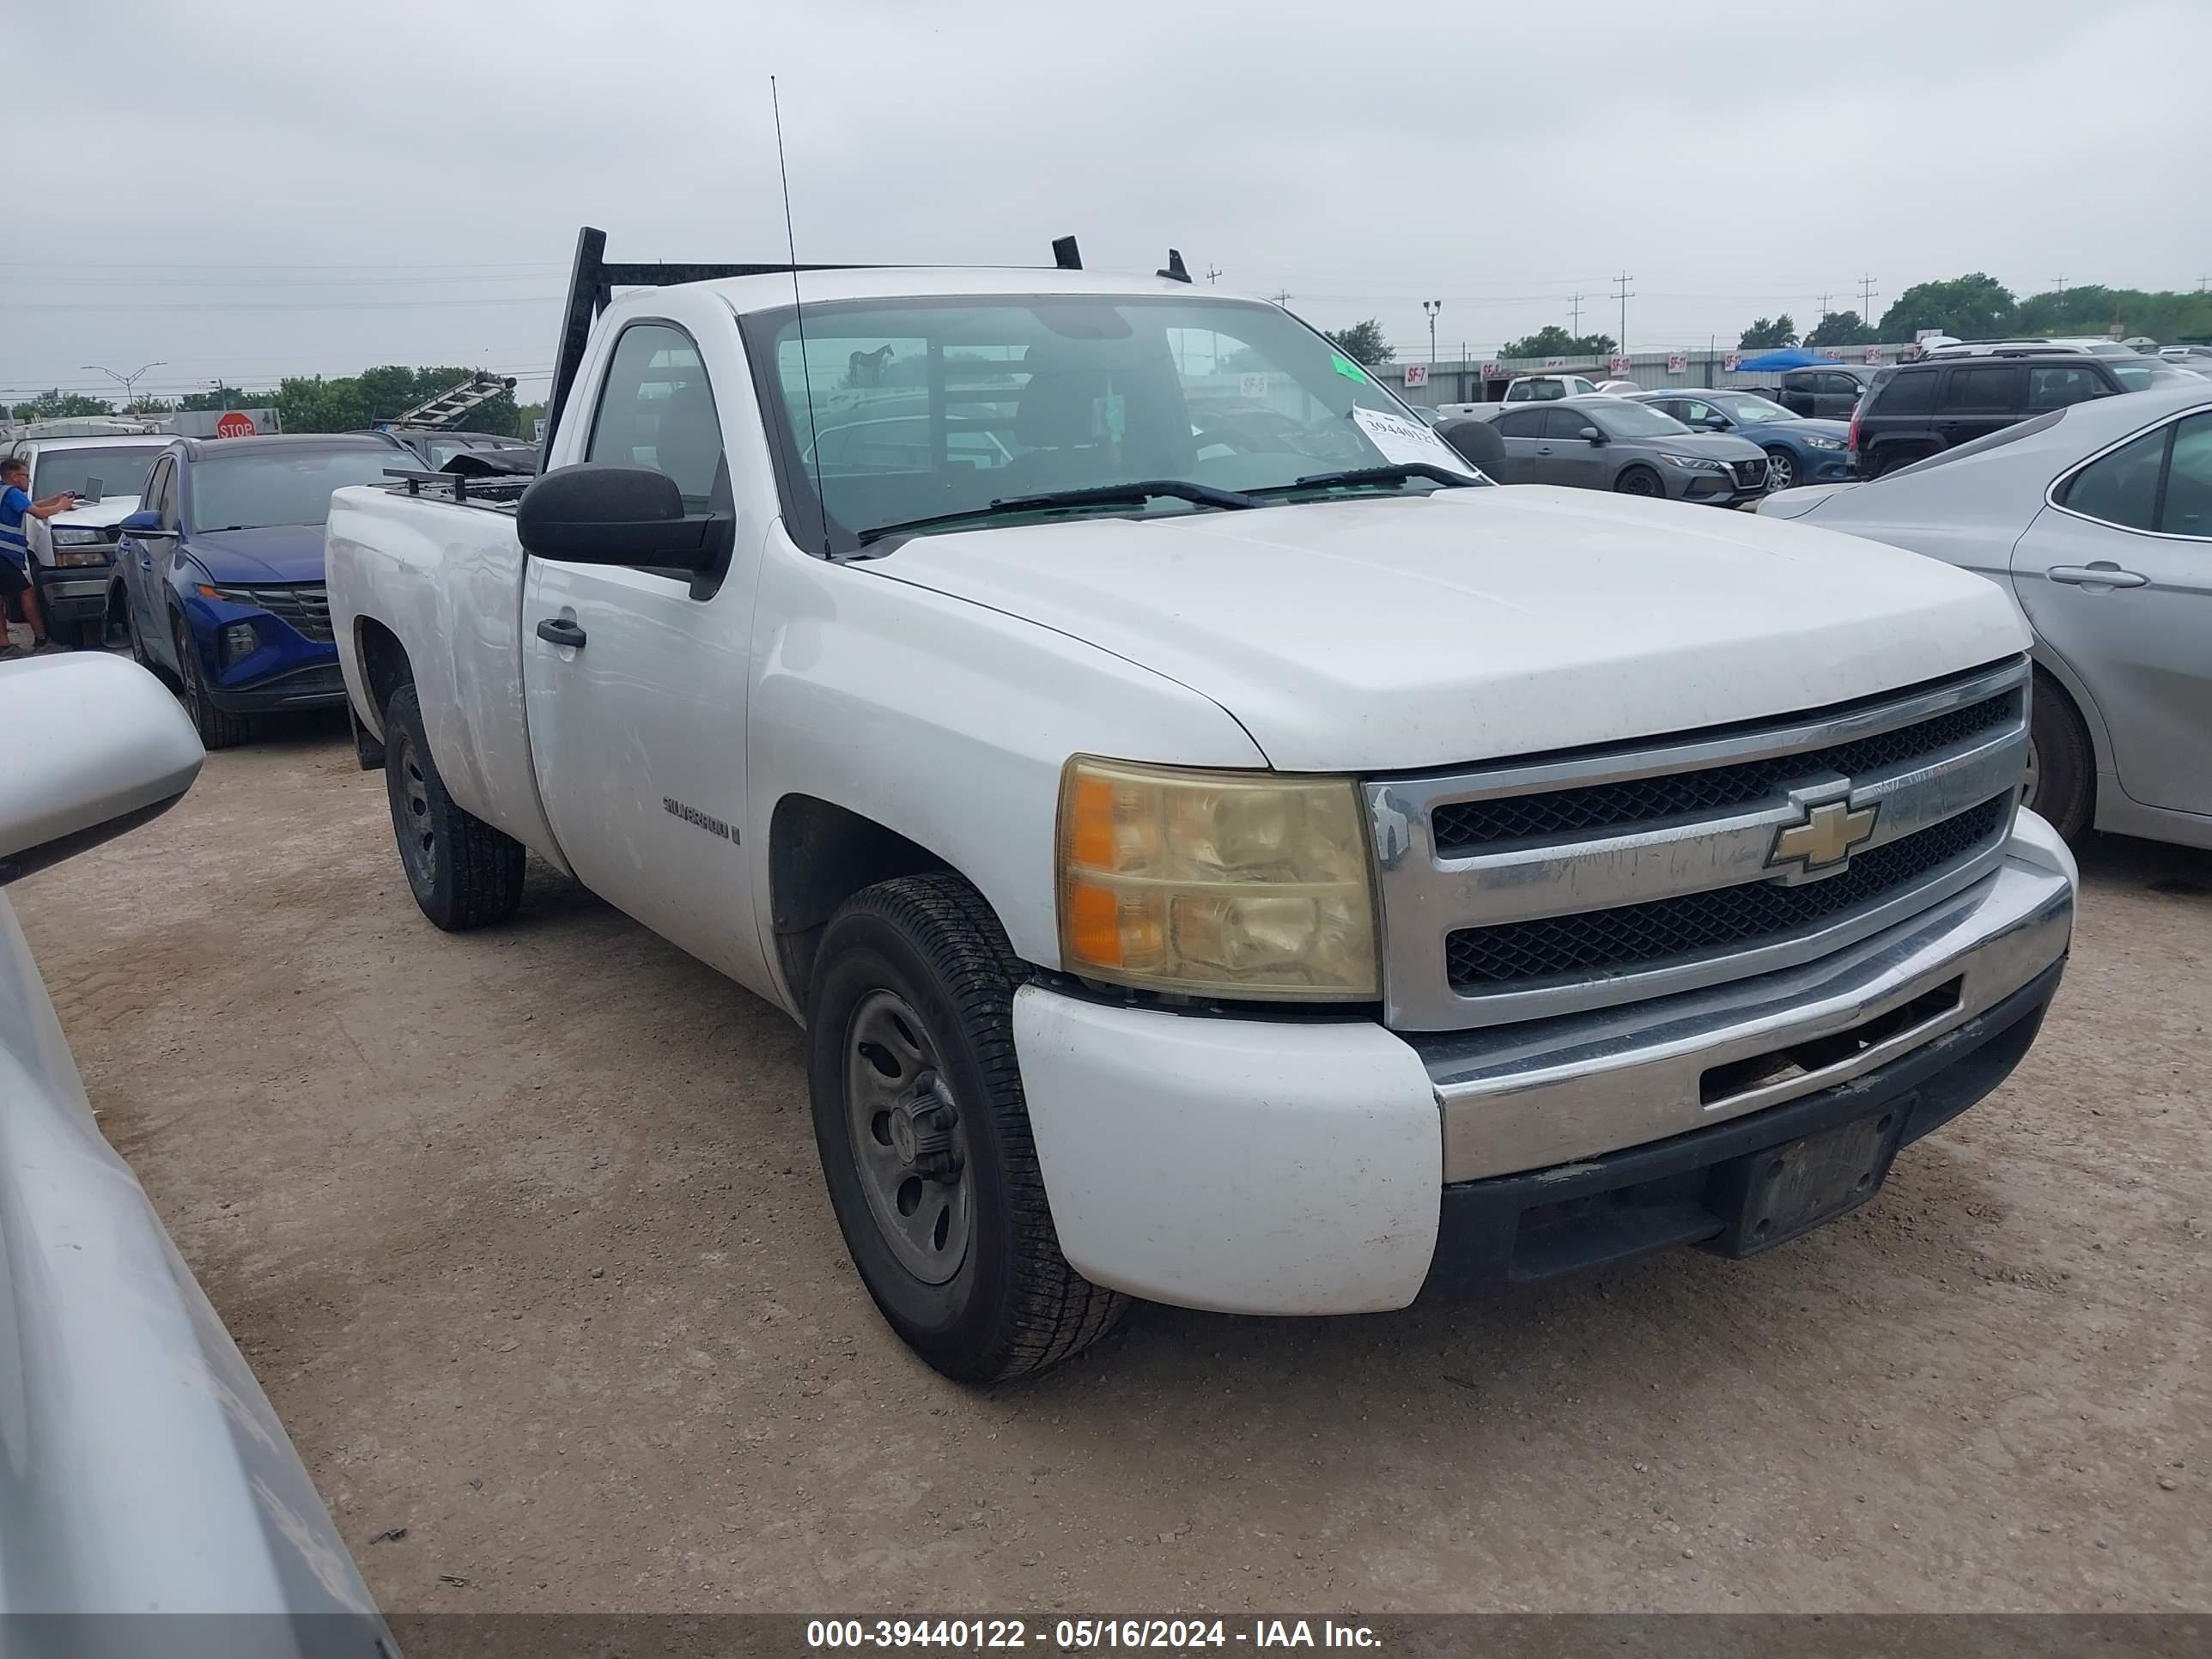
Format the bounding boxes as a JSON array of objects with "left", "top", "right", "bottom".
[{"left": 1413, "top": 817, "right": 2075, "bottom": 1182}]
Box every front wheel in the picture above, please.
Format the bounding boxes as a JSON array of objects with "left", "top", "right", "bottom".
[
  {"left": 173, "top": 617, "right": 252, "bottom": 749},
  {"left": 1763, "top": 447, "right": 1797, "bottom": 491},
  {"left": 807, "top": 873, "right": 1127, "bottom": 1382},
  {"left": 1613, "top": 465, "right": 1662, "bottom": 497},
  {"left": 382, "top": 681, "right": 526, "bottom": 929}
]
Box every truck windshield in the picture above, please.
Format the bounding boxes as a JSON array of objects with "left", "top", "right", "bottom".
[
  {"left": 743, "top": 295, "right": 1484, "bottom": 552},
  {"left": 189, "top": 447, "right": 407, "bottom": 532},
  {"left": 32, "top": 447, "right": 162, "bottom": 501}
]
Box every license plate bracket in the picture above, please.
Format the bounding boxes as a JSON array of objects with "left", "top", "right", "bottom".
[{"left": 1705, "top": 1096, "right": 1915, "bottom": 1256}]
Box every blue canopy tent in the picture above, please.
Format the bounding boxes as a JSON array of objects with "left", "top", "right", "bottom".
[{"left": 1732, "top": 347, "right": 1844, "bottom": 372}]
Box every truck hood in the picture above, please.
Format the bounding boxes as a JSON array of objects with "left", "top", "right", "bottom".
[
  {"left": 866, "top": 487, "right": 2027, "bottom": 772},
  {"left": 49, "top": 495, "right": 142, "bottom": 531},
  {"left": 182, "top": 526, "right": 327, "bottom": 585}
]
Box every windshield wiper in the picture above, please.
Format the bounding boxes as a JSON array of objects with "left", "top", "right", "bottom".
[
  {"left": 854, "top": 479, "right": 1261, "bottom": 545},
  {"left": 1244, "top": 463, "right": 1482, "bottom": 499}
]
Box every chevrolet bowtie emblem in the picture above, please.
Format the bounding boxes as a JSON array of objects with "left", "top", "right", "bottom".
[{"left": 1769, "top": 797, "right": 1880, "bottom": 872}]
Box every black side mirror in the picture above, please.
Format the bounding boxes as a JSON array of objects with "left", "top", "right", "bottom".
[
  {"left": 517, "top": 463, "right": 731, "bottom": 570},
  {"left": 1703, "top": 416, "right": 1730, "bottom": 430},
  {"left": 118, "top": 508, "right": 174, "bottom": 538},
  {"left": 1579, "top": 426, "right": 1606, "bottom": 445}
]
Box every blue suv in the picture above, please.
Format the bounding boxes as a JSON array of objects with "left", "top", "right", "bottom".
[{"left": 112, "top": 434, "right": 411, "bottom": 746}]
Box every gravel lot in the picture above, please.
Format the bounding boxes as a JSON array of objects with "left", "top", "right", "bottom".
[{"left": 16, "top": 720, "right": 2209, "bottom": 1614}]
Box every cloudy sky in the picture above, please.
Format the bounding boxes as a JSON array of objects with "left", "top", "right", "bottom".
[{"left": 11, "top": 0, "right": 2209, "bottom": 407}]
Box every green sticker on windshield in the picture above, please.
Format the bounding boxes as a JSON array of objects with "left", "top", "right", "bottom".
[{"left": 1331, "top": 352, "right": 1370, "bottom": 383}]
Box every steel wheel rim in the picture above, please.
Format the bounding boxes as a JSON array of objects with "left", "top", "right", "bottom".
[
  {"left": 392, "top": 728, "right": 439, "bottom": 888},
  {"left": 1767, "top": 452, "right": 1794, "bottom": 490},
  {"left": 843, "top": 988, "right": 973, "bottom": 1285}
]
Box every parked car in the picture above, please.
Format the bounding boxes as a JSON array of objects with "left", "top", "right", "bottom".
[
  {"left": 1927, "top": 337, "right": 2138, "bottom": 359},
  {"left": 1850, "top": 352, "right": 2182, "bottom": 478},
  {"left": 1773, "top": 364, "right": 1877, "bottom": 419},
  {"left": 327, "top": 229, "right": 2074, "bottom": 1384},
  {"left": 1760, "top": 380, "right": 2212, "bottom": 850},
  {"left": 0, "top": 650, "right": 395, "bottom": 1632},
  {"left": 1591, "top": 379, "right": 1642, "bottom": 396},
  {"left": 386, "top": 425, "right": 535, "bottom": 470},
  {"left": 112, "top": 432, "right": 411, "bottom": 748},
  {"left": 2, "top": 434, "right": 168, "bottom": 648},
  {"left": 1627, "top": 388, "right": 1853, "bottom": 492},
  {"left": 1491, "top": 396, "right": 1770, "bottom": 501},
  {"left": 1501, "top": 374, "right": 1600, "bottom": 404}
]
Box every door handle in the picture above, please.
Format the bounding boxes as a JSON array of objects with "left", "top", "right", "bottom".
[
  {"left": 2048, "top": 563, "right": 2148, "bottom": 589},
  {"left": 536, "top": 616, "right": 587, "bottom": 648}
]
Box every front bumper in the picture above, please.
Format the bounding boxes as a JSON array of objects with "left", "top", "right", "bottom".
[
  {"left": 1012, "top": 816, "right": 2073, "bottom": 1316},
  {"left": 32, "top": 565, "right": 111, "bottom": 624},
  {"left": 205, "top": 660, "right": 347, "bottom": 713}
]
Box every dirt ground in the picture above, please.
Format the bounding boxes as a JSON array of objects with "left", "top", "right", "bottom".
[{"left": 15, "top": 719, "right": 2209, "bottom": 1615}]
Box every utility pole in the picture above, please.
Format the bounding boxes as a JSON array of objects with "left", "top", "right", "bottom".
[
  {"left": 1267, "top": 289, "right": 1291, "bottom": 307},
  {"left": 1818, "top": 290, "right": 1832, "bottom": 320},
  {"left": 1611, "top": 272, "right": 1634, "bottom": 356},
  {"left": 82, "top": 360, "right": 167, "bottom": 412},
  {"left": 2051, "top": 274, "right": 2067, "bottom": 307},
  {"left": 1422, "top": 299, "right": 1442, "bottom": 366},
  {"left": 1570, "top": 292, "right": 1583, "bottom": 335},
  {"left": 1856, "top": 273, "right": 1878, "bottom": 331},
  {"left": 1205, "top": 264, "right": 1221, "bottom": 285}
]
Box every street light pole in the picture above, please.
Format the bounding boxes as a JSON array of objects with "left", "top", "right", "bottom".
[
  {"left": 82, "top": 360, "right": 167, "bottom": 413},
  {"left": 1422, "top": 299, "right": 1441, "bottom": 367}
]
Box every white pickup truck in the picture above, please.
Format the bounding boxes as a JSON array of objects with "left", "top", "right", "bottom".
[{"left": 328, "top": 229, "right": 2077, "bottom": 1382}]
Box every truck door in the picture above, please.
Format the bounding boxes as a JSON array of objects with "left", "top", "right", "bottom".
[
  {"left": 520, "top": 318, "right": 769, "bottom": 988},
  {"left": 2013, "top": 407, "right": 2212, "bottom": 817}
]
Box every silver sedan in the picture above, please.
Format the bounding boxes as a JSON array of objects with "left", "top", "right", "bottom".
[{"left": 1759, "top": 381, "right": 2212, "bottom": 850}]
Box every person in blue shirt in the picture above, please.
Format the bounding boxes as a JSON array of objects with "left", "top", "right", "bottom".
[{"left": 0, "top": 453, "right": 79, "bottom": 650}]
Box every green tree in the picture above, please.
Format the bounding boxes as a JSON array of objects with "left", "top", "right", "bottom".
[
  {"left": 1878, "top": 274, "right": 2015, "bottom": 341},
  {"left": 177, "top": 385, "right": 278, "bottom": 412},
  {"left": 1804, "top": 310, "right": 1874, "bottom": 349},
  {"left": 1738, "top": 314, "right": 1798, "bottom": 349},
  {"left": 9, "top": 389, "right": 114, "bottom": 421},
  {"left": 1498, "top": 325, "right": 1616, "bottom": 360},
  {"left": 1322, "top": 320, "right": 1395, "bottom": 366}
]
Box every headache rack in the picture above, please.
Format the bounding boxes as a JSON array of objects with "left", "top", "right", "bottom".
[{"left": 537, "top": 225, "right": 1190, "bottom": 461}]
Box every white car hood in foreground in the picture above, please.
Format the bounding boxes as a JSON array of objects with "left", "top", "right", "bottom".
[
  {"left": 27, "top": 495, "right": 142, "bottom": 564},
  {"left": 869, "top": 487, "right": 2027, "bottom": 772}
]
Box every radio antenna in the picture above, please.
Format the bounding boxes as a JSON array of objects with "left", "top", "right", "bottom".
[{"left": 771, "top": 75, "right": 830, "bottom": 556}]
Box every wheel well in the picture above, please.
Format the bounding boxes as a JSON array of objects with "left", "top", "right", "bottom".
[
  {"left": 355, "top": 617, "right": 413, "bottom": 724},
  {"left": 769, "top": 796, "right": 953, "bottom": 1005},
  {"left": 2032, "top": 661, "right": 2098, "bottom": 778}
]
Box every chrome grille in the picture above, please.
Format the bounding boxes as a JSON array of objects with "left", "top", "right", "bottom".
[
  {"left": 212, "top": 582, "right": 332, "bottom": 641},
  {"left": 1444, "top": 795, "right": 2009, "bottom": 990},
  {"left": 1431, "top": 690, "right": 2018, "bottom": 853},
  {"left": 1363, "top": 657, "right": 2031, "bottom": 1031}
]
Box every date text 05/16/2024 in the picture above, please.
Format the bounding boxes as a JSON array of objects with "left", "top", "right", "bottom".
[{"left": 805, "top": 1620, "right": 1382, "bottom": 1650}]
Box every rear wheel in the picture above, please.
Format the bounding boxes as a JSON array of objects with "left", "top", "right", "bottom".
[
  {"left": 1762, "top": 447, "right": 1798, "bottom": 491},
  {"left": 1614, "top": 465, "right": 1662, "bottom": 497},
  {"left": 2026, "top": 669, "right": 2094, "bottom": 842},
  {"left": 173, "top": 617, "right": 252, "bottom": 749},
  {"left": 807, "top": 872, "right": 1126, "bottom": 1382},
  {"left": 382, "top": 681, "right": 526, "bottom": 930}
]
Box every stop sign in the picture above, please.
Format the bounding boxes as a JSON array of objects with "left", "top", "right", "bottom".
[{"left": 214, "top": 410, "right": 256, "bottom": 438}]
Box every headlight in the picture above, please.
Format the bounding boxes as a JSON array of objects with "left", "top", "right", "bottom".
[
  {"left": 52, "top": 526, "right": 107, "bottom": 547},
  {"left": 1056, "top": 757, "right": 1379, "bottom": 1000},
  {"left": 1804, "top": 436, "right": 1844, "bottom": 451},
  {"left": 52, "top": 548, "right": 109, "bottom": 567},
  {"left": 1659, "top": 453, "right": 1726, "bottom": 471}
]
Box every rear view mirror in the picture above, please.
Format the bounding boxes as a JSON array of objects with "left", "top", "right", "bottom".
[
  {"left": 0, "top": 653, "right": 202, "bottom": 884},
  {"left": 517, "top": 463, "right": 732, "bottom": 570}
]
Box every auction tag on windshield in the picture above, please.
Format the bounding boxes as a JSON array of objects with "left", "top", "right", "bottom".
[{"left": 1349, "top": 405, "right": 1481, "bottom": 477}]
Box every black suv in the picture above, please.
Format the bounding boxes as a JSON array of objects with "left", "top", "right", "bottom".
[{"left": 1852, "top": 354, "right": 2163, "bottom": 477}]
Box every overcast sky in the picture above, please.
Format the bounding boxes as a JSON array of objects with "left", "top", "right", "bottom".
[{"left": 11, "top": 0, "right": 2209, "bottom": 405}]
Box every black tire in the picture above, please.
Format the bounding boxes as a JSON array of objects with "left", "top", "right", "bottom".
[
  {"left": 806, "top": 872, "right": 1127, "bottom": 1382},
  {"left": 382, "top": 681, "right": 526, "bottom": 930},
  {"left": 173, "top": 616, "right": 252, "bottom": 749},
  {"left": 2027, "top": 669, "right": 2094, "bottom": 842},
  {"left": 1614, "top": 465, "right": 1662, "bottom": 497},
  {"left": 1762, "top": 446, "right": 1798, "bottom": 492}
]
